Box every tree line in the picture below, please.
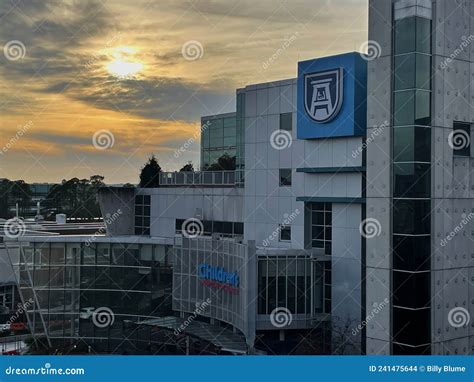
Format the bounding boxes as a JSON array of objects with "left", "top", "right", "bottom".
[{"left": 1, "top": 153, "right": 236, "bottom": 219}]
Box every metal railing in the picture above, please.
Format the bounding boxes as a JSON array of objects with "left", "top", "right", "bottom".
[{"left": 159, "top": 171, "right": 235, "bottom": 186}]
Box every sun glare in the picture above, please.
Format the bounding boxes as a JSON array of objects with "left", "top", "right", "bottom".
[
  {"left": 107, "top": 60, "right": 143, "bottom": 78},
  {"left": 106, "top": 47, "right": 143, "bottom": 79}
]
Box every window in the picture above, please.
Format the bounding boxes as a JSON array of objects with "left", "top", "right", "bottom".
[
  {"left": 393, "top": 271, "right": 430, "bottom": 309},
  {"left": 394, "top": 90, "right": 431, "bottom": 126},
  {"left": 393, "top": 126, "right": 431, "bottom": 162},
  {"left": 175, "top": 219, "right": 243, "bottom": 237},
  {"left": 393, "top": 235, "right": 430, "bottom": 272},
  {"left": 324, "top": 263, "right": 331, "bottom": 313},
  {"left": 279, "top": 169, "right": 292, "bottom": 186},
  {"left": 134, "top": 195, "right": 151, "bottom": 235},
  {"left": 257, "top": 256, "right": 318, "bottom": 315},
  {"left": 309, "top": 203, "right": 332, "bottom": 255},
  {"left": 452, "top": 122, "right": 471, "bottom": 157},
  {"left": 394, "top": 17, "right": 431, "bottom": 55},
  {"left": 393, "top": 162, "right": 431, "bottom": 198},
  {"left": 279, "top": 225, "right": 291, "bottom": 242},
  {"left": 280, "top": 113, "right": 292, "bottom": 131},
  {"left": 394, "top": 54, "right": 431, "bottom": 91},
  {"left": 393, "top": 307, "right": 430, "bottom": 347},
  {"left": 393, "top": 199, "right": 430, "bottom": 235}
]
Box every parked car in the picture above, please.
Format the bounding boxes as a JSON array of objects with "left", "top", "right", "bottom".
[{"left": 10, "top": 322, "right": 27, "bottom": 334}]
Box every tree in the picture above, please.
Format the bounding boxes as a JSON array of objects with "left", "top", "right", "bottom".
[
  {"left": 179, "top": 161, "right": 194, "bottom": 172},
  {"left": 0, "top": 179, "right": 32, "bottom": 218},
  {"left": 139, "top": 155, "right": 161, "bottom": 188},
  {"left": 206, "top": 154, "right": 236, "bottom": 171},
  {"left": 331, "top": 316, "right": 361, "bottom": 355},
  {"left": 44, "top": 176, "right": 104, "bottom": 220}
]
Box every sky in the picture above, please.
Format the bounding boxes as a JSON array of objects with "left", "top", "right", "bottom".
[{"left": 0, "top": 0, "right": 368, "bottom": 184}]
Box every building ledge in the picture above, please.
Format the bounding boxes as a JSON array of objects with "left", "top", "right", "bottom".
[
  {"left": 296, "top": 197, "right": 366, "bottom": 204},
  {"left": 296, "top": 166, "right": 365, "bottom": 174}
]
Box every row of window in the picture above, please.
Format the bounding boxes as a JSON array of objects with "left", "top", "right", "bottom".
[
  {"left": 175, "top": 219, "right": 244, "bottom": 237},
  {"left": 23, "top": 242, "right": 170, "bottom": 267},
  {"left": 202, "top": 112, "right": 292, "bottom": 151}
]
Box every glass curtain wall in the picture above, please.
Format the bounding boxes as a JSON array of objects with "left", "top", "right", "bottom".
[
  {"left": 17, "top": 242, "right": 172, "bottom": 353},
  {"left": 392, "top": 14, "right": 432, "bottom": 355},
  {"left": 236, "top": 93, "right": 245, "bottom": 184},
  {"left": 257, "top": 256, "right": 329, "bottom": 316},
  {"left": 201, "top": 114, "right": 237, "bottom": 170}
]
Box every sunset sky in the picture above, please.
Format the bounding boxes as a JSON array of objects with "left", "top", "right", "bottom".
[{"left": 0, "top": 0, "right": 368, "bottom": 184}]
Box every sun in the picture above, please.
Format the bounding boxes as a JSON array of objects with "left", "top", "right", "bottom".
[
  {"left": 106, "top": 47, "right": 143, "bottom": 79},
  {"left": 107, "top": 60, "right": 143, "bottom": 78}
]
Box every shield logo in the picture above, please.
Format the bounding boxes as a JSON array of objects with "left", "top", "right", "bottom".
[{"left": 304, "top": 68, "right": 344, "bottom": 123}]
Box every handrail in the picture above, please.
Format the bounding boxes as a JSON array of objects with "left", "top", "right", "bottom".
[{"left": 159, "top": 171, "right": 235, "bottom": 186}]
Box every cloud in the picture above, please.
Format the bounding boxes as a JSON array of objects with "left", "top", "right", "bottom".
[
  {"left": 40, "top": 75, "right": 234, "bottom": 122},
  {"left": 0, "top": 0, "right": 368, "bottom": 182}
]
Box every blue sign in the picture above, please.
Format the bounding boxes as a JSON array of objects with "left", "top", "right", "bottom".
[
  {"left": 304, "top": 68, "right": 343, "bottom": 123},
  {"left": 297, "top": 52, "right": 367, "bottom": 140},
  {"left": 198, "top": 263, "right": 239, "bottom": 289},
  {"left": 1, "top": 356, "right": 472, "bottom": 381}
]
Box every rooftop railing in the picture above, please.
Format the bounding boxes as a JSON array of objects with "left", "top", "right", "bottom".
[{"left": 159, "top": 171, "right": 236, "bottom": 186}]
